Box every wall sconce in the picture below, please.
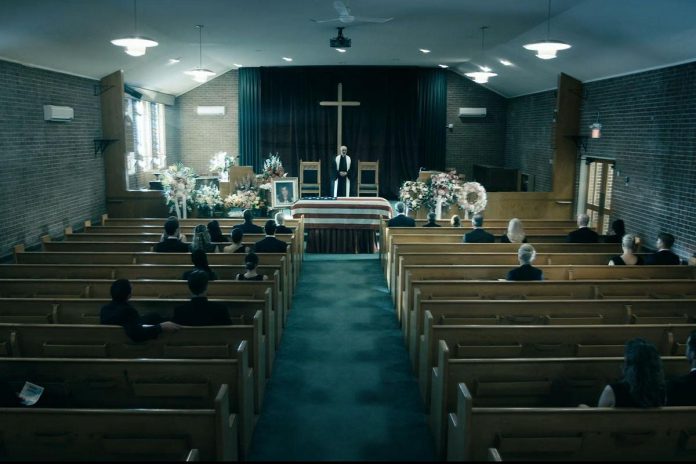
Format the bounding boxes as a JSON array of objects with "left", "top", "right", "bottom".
[
  {"left": 196, "top": 106, "right": 226, "bottom": 116},
  {"left": 590, "top": 112, "right": 602, "bottom": 139}
]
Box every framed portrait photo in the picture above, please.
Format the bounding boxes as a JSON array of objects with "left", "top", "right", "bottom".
[{"left": 271, "top": 177, "right": 298, "bottom": 208}]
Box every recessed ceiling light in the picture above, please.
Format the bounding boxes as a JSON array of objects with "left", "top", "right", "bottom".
[
  {"left": 419, "top": 48, "right": 431, "bottom": 54},
  {"left": 499, "top": 59, "right": 513, "bottom": 66},
  {"left": 282, "top": 57, "right": 293, "bottom": 62},
  {"left": 438, "top": 64, "right": 448, "bottom": 68},
  {"left": 479, "top": 66, "right": 492, "bottom": 72},
  {"left": 167, "top": 58, "right": 181, "bottom": 65},
  {"left": 233, "top": 63, "right": 243, "bottom": 68},
  {"left": 336, "top": 48, "right": 347, "bottom": 53}
]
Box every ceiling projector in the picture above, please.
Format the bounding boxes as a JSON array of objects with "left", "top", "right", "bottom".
[{"left": 330, "top": 27, "right": 351, "bottom": 48}]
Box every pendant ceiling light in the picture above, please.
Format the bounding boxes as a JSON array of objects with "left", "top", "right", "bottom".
[
  {"left": 523, "top": 0, "right": 571, "bottom": 60},
  {"left": 111, "top": 0, "right": 158, "bottom": 57},
  {"left": 465, "top": 26, "right": 497, "bottom": 84},
  {"left": 184, "top": 25, "right": 216, "bottom": 83}
]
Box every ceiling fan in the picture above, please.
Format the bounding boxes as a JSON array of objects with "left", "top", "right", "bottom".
[{"left": 311, "top": 1, "right": 393, "bottom": 24}]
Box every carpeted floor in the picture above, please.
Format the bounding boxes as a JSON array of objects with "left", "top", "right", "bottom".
[{"left": 247, "top": 254, "right": 436, "bottom": 461}]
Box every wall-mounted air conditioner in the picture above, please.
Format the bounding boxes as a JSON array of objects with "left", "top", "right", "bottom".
[
  {"left": 43, "top": 105, "right": 74, "bottom": 122},
  {"left": 458, "top": 107, "right": 487, "bottom": 118}
]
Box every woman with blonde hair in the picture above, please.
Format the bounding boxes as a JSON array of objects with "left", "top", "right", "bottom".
[
  {"left": 191, "top": 224, "right": 217, "bottom": 253},
  {"left": 450, "top": 215, "right": 461, "bottom": 228},
  {"left": 608, "top": 234, "right": 643, "bottom": 265},
  {"left": 500, "top": 218, "right": 527, "bottom": 243}
]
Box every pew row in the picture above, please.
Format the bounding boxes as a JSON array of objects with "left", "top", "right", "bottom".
[
  {"left": 419, "top": 320, "right": 695, "bottom": 407},
  {"left": 429, "top": 341, "right": 686, "bottom": 457},
  {"left": 1, "top": 345, "right": 253, "bottom": 458},
  {"left": 0, "top": 386, "right": 237, "bottom": 461},
  {"left": 447, "top": 383, "right": 696, "bottom": 461},
  {"left": 0, "top": 319, "right": 266, "bottom": 413}
]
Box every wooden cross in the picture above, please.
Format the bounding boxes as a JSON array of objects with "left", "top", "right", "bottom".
[{"left": 320, "top": 82, "right": 360, "bottom": 154}]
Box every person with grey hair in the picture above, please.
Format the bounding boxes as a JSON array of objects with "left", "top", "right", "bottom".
[
  {"left": 506, "top": 244, "right": 544, "bottom": 281},
  {"left": 609, "top": 234, "right": 643, "bottom": 265},
  {"left": 566, "top": 213, "right": 599, "bottom": 243},
  {"left": 274, "top": 211, "right": 293, "bottom": 234},
  {"left": 387, "top": 202, "right": 415, "bottom": 227},
  {"left": 450, "top": 215, "right": 461, "bottom": 227},
  {"left": 463, "top": 213, "right": 495, "bottom": 243},
  {"left": 422, "top": 212, "right": 441, "bottom": 227}
]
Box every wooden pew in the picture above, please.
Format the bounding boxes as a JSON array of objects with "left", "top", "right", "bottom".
[
  {"left": 1, "top": 344, "right": 254, "bottom": 458},
  {"left": 386, "top": 242, "right": 623, "bottom": 290},
  {"left": 86, "top": 224, "right": 296, "bottom": 235},
  {"left": 0, "top": 386, "right": 237, "bottom": 461},
  {"left": 0, "top": 295, "right": 277, "bottom": 378},
  {"left": 13, "top": 249, "right": 293, "bottom": 316},
  {"left": 429, "top": 342, "right": 686, "bottom": 457},
  {"left": 419, "top": 319, "right": 695, "bottom": 407},
  {"left": 0, "top": 264, "right": 285, "bottom": 351},
  {"left": 0, "top": 317, "right": 267, "bottom": 413},
  {"left": 409, "top": 299, "right": 696, "bottom": 370},
  {"left": 447, "top": 383, "right": 696, "bottom": 461},
  {"left": 399, "top": 265, "right": 696, "bottom": 328}
]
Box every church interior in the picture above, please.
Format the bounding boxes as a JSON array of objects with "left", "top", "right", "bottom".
[{"left": 1, "top": 0, "right": 696, "bottom": 461}]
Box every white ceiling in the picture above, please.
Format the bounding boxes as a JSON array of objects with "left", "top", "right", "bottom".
[{"left": 2, "top": 0, "right": 696, "bottom": 97}]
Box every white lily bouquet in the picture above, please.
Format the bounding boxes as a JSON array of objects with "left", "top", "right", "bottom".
[
  {"left": 209, "top": 152, "right": 236, "bottom": 181},
  {"left": 161, "top": 163, "right": 197, "bottom": 218}
]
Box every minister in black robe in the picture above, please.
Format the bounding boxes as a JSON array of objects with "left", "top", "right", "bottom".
[{"left": 333, "top": 145, "right": 352, "bottom": 197}]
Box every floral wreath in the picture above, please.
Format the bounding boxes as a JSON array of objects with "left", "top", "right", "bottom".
[
  {"left": 457, "top": 181, "right": 487, "bottom": 214},
  {"left": 161, "top": 163, "right": 197, "bottom": 217},
  {"left": 398, "top": 180, "right": 430, "bottom": 211},
  {"left": 428, "top": 170, "right": 460, "bottom": 210}
]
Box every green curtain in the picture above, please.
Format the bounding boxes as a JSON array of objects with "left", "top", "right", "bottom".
[
  {"left": 417, "top": 68, "right": 447, "bottom": 171},
  {"left": 239, "top": 67, "right": 262, "bottom": 171}
]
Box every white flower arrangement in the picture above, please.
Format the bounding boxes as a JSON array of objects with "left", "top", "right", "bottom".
[
  {"left": 399, "top": 180, "right": 430, "bottom": 211},
  {"left": 224, "top": 190, "right": 267, "bottom": 211},
  {"left": 457, "top": 181, "right": 488, "bottom": 214},
  {"left": 193, "top": 184, "right": 223, "bottom": 213},
  {"left": 209, "top": 152, "right": 236, "bottom": 179},
  {"left": 161, "top": 163, "right": 197, "bottom": 217},
  {"left": 428, "top": 170, "right": 461, "bottom": 210},
  {"left": 262, "top": 153, "right": 287, "bottom": 180}
]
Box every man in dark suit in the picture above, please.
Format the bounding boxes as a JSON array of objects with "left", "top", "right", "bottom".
[
  {"left": 253, "top": 220, "right": 288, "bottom": 253},
  {"left": 506, "top": 244, "right": 544, "bottom": 281},
  {"left": 566, "top": 214, "right": 600, "bottom": 243},
  {"left": 172, "top": 271, "right": 232, "bottom": 326},
  {"left": 274, "top": 212, "right": 293, "bottom": 234},
  {"left": 645, "top": 232, "right": 681, "bottom": 265},
  {"left": 100, "top": 279, "right": 180, "bottom": 341},
  {"left": 422, "top": 212, "right": 441, "bottom": 227},
  {"left": 387, "top": 202, "right": 416, "bottom": 227},
  {"left": 153, "top": 219, "right": 191, "bottom": 252},
  {"left": 232, "top": 209, "right": 264, "bottom": 234},
  {"left": 666, "top": 330, "right": 696, "bottom": 405},
  {"left": 463, "top": 213, "right": 495, "bottom": 243}
]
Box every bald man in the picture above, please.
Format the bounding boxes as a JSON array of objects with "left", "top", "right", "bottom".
[{"left": 333, "top": 145, "right": 352, "bottom": 197}]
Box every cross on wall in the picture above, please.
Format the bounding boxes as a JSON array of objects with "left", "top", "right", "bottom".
[{"left": 319, "top": 82, "right": 360, "bottom": 155}]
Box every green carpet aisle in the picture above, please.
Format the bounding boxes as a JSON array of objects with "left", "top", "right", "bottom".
[{"left": 247, "top": 254, "right": 436, "bottom": 461}]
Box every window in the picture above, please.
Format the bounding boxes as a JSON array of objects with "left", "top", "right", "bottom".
[
  {"left": 584, "top": 159, "right": 615, "bottom": 234},
  {"left": 124, "top": 97, "right": 167, "bottom": 188}
]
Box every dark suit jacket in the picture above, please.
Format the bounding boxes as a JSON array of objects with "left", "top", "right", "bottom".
[
  {"left": 463, "top": 228, "right": 495, "bottom": 243},
  {"left": 100, "top": 301, "right": 163, "bottom": 342},
  {"left": 153, "top": 238, "right": 191, "bottom": 253},
  {"left": 566, "top": 227, "right": 600, "bottom": 243},
  {"left": 275, "top": 225, "right": 293, "bottom": 234},
  {"left": 666, "top": 371, "right": 696, "bottom": 406},
  {"left": 172, "top": 297, "right": 232, "bottom": 326},
  {"left": 506, "top": 264, "right": 544, "bottom": 281},
  {"left": 646, "top": 250, "right": 681, "bottom": 265},
  {"left": 422, "top": 222, "right": 441, "bottom": 227},
  {"left": 254, "top": 236, "right": 288, "bottom": 253},
  {"left": 233, "top": 221, "right": 264, "bottom": 234},
  {"left": 387, "top": 214, "right": 416, "bottom": 227}
]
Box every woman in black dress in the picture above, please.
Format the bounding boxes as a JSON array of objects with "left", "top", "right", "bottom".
[
  {"left": 597, "top": 338, "right": 665, "bottom": 407},
  {"left": 608, "top": 234, "right": 643, "bottom": 265},
  {"left": 207, "top": 220, "right": 228, "bottom": 243},
  {"left": 223, "top": 228, "right": 247, "bottom": 253},
  {"left": 604, "top": 219, "right": 626, "bottom": 243},
  {"left": 182, "top": 249, "right": 217, "bottom": 281},
  {"left": 236, "top": 252, "right": 268, "bottom": 281}
]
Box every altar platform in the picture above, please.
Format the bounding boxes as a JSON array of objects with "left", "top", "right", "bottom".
[{"left": 291, "top": 197, "right": 393, "bottom": 253}]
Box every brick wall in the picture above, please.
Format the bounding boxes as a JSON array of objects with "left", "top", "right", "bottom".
[
  {"left": 503, "top": 90, "right": 556, "bottom": 192},
  {"left": 445, "top": 72, "right": 507, "bottom": 181},
  {"left": 580, "top": 61, "right": 696, "bottom": 258},
  {"left": 174, "top": 69, "right": 239, "bottom": 175},
  {"left": 0, "top": 60, "right": 104, "bottom": 259}
]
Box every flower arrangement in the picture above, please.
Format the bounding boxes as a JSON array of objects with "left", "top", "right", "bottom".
[
  {"left": 209, "top": 152, "right": 236, "bottom": 179},
  {"left": 161, "top": 163, "right": 197, "bottom": 218},
  {"left": 192, "top": 184, "right": 223, "bottom": 216},
  {"left": 457, "top": 181, "right": 488, "bottom": 214},
  {"left": 224, "top": 190, "right": 266, "bottom": 211},
  {"left": 398, "top": 180, "right": 431, "bottom": 211},
  {"left": 428, "top": 170, "right": 461, "bottom": 210},
  {"left": 258, "top": 153, "right": 287, "bottom": 190}
]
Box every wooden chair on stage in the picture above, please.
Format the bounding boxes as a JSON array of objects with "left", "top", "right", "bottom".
[
  {"left": 357, "top": 161, "right": 379, "bottom": 197},
  {"left": 299, "top": 160, "right": 321, "bottom": 198}
]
